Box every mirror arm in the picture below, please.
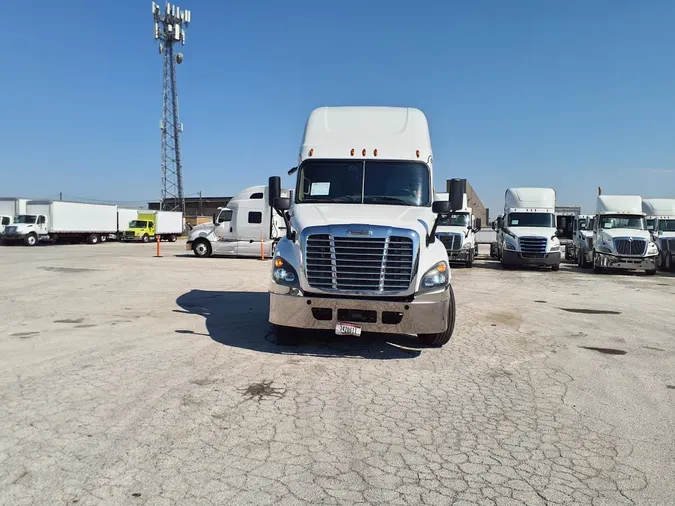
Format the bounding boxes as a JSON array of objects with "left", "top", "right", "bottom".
[
  {"left": 427, "top": 215, "right": 442, "bottom": 246},
  {"left": 274, "top": 207, "right": 295, "bottom": 241}
]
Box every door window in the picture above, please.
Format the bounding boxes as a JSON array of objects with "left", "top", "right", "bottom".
[
  {"left": 248, "top": 212, "right": 262, "bottom": 224},
  {"left": 1, "top": 217, "right": 9, "bottom": 226}
]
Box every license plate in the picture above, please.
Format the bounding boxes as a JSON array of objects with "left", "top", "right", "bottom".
[{"left": 335, "top": 322, "right": 362, "bottom": 337}]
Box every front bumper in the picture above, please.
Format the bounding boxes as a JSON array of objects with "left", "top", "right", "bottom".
[
  {"left": 595, "top": 252, "right": 657, "bottom": 270},
  {"left": 502, "top": 250, "right": 561, "bottom": 266},
  {"left": 447, "top": 249, "right": 470, "bottom": 262},
  {"left": 2, "top": 232, "right": 26, "bottom": 240},
  {"left": 269, "top": 285, "right": 451, "bottom": 335}
]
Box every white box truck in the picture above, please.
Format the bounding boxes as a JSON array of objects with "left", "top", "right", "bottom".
[
  {"left": 586, "top": 195, "right": 658, "bottom": 274},
  {"left": 187, "top": 185, "right": 288, "bottom": 258},
  {"left": 497, "top": 188, "right": 562, "bottom": 270},
  {"left": 0, "top": 198, "right": 28, "bottom": 235},
  {"left": 642, "top": 198, "right": 675, "bottom": 271},
  {"left": 2, "top": 200, "right": 118, "bottom": 246},
  {"left": 266, "top": 106, "right": 458, "bottom": 347},
  {"left": 434, "top": 187, "right": 481, "bottom": 267}
]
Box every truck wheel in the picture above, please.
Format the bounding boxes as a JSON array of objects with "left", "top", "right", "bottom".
[
  {"left": 418, "top": 284, "right": 456, "bottom": 347},
  {"left": 465, "top": 250, "right": 474, "bottom": 268},
  {"left": 273, "top": 324, "right": 299, "bottom": 346},
  {"left": 25, "top": 233, "right": 38, "bottom": 246},
  {"left": 87, "top": 234, "right": 99, "bottom": 245},
  {"left": 169, "top": 235, "right": 177, "bottom": 242},
  {"left": 551, "top": 263, "right": 560, "bottom": 271},
  {"left": 100, "top": 235, "right": 107, "bottom": 243},
  {"left": 142, "top": 234, "right": 149, "bottom": 243},
  {"left": 665, "top": 253, "right": 672, "bottom": 271},
  {"left": 645, "top": 269, "right": 657, "bottom": 276},
  {"left": 193, "top": 239, "right": 212, "bottom": 258}
]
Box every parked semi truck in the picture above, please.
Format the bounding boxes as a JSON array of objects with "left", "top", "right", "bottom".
[
  {"left": 267, "top": 106, "right": 458, "bottom": 347},
  {"left": 567, "top": 214, "right": 594, "bottom": 266},
  {"left": 187, "top": 185, "right": 289, "bottom": 258},
  {"left": 584, "top": 195, "right": 658, "bottom": 275},
  {"left": 2, "top": 200, "right": 118, "bottom": 245},
  {"left": 642, "top": 198, "right": 675, "bottom": 270},
  {"left": 122, "top": 211, "right": 182, "bottom": 242},
  {"left": 495, "top": 188, "right": 561, "bottom": 270},
  {"left": 0, "top": 198, "right": 28, "bottom": 235},
  {"left": 434, "top": 188, "right": 481, "bottom": 267}
]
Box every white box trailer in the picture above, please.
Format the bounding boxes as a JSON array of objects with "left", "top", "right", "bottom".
[
  {"left": 116, "top": 208, "right": 139, "bottom": 236},
  {"left": 0, "top": 198, "right": 29, "bottom": 234},
  {"left": 2, "top": 200, "right": 118, "bottom": 246},
  {"left": 154, "top": 211, "right": 183, "bottom": 235}
]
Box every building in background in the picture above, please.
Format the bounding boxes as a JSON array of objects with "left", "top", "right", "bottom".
[
  {"left": 446, "top": 180, "right": 488, "bottom": 226},
  {"left": 148, "top": 196, "right": 232, "bottom": 226}
]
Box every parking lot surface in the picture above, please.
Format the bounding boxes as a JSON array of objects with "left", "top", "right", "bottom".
[{"left": 1, "top": 242, "right": 674, "bottom": 506}]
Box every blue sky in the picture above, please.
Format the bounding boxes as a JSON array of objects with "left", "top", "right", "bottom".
[{"left": 2, "top": 0, "right": 674, "bottom": 213}]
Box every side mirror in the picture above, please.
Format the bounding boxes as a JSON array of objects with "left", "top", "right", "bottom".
[
  {"left": 269, "top": 176, "right": 282, "bottom": 203},
  {"left": 491, "top": 222, "right": 496, "bottom": 231},
  {"left": 448, "top": 178, "right": 466, "bottom": 211},
  {"left": 274, "top": 197, "right": 291, "bottom": 211},
  {"left": 475, "top": 218, "right": 482, "bottom": 231},
  {"left": 432, "top": 200, "right": 450, "bottom": 215},
  {"left": 288, "top": 166, "right": 298, "bottom": 176},
  {"left": 212, "top": 213, "right": 217, "bottom": 225}
]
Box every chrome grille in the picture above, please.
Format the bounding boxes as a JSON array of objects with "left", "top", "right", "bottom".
[
  {"left": 614, "top": 238, "right": 646, "bottom": 256},
  {"left": 438, "top": 233, "right": 462, "bottom": 252},
  {"left": 519, "top": 237, "right": 547, "bottom": 254},
  {"left": 305, "top": 234, "right": 414, "bottom": 292}
]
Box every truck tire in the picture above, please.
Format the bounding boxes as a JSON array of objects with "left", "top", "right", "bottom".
[
  {"left": 142, "top": 234, "right": 149, "bottom": 243},
  {"left": 645, "top": 269, "right": 657, "bottom": 276},
  {"left": 551, "top": 263, "right": 560, "bottom": 271},
  {"left": 418, "top": 284, "right": 456, "bottom": 347},
  {"left": 25, "top": 233, "right": 38, "bottom": 247},
  {"left": 465, "top": 250, "right": 474, "bottom": 268},
  {"left": 169, "top": 235, "right": 177, "bottom": 242},
  {"left": 192, "top": 239, "right": 212, "bottom": 258},
  {"left": 273, "top": 324, "right": 299, "bottom": 346},
  {"left": 665, "top": 252, "right": 672, "bottom": 271},
  {"left": 100, "top": 235, "right": 107, "bottom": 243}
]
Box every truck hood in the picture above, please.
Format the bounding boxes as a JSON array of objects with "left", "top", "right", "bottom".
[
  {"left": 598, "top": 228, "right": 651, "bottom": 241},
  {"left": 508, "top": 226, "right": 555, "bottom": 238},
  {"left": 291, "top": 204, "right": 435, "bottom": 239},
  {"left": 436, "top": 225, "right": 470, "bottom": 237},
  {"left": 188, "top": 222, "right": 216, "bottom": 240},
  {"left": 5, "top": 223, "right": 35, "bottom": 233}
]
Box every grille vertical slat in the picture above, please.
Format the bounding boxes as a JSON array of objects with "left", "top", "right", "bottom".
[
  {"left": 614, "top": 238, "right": 646, "bottom": 256},
  {"left": 306, "top": 234, "right": 413, "bottom": 292}
]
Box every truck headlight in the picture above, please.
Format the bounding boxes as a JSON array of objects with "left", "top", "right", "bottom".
[
  {"left": 504, "top": 242, "right": 516, "bottom": 251},
  {"left": 550, "top": 245, "right": 560, "bottom": 252},
  {"left": 420, "top": 261, "right": 449, "bottom": 292},
  {"left": 272, "top": 257, "right": 299, "bottom": 287},
  {"left": 647, "top": 242, "right": 658, "bottom": 254},
  {"left": 462, "top": 242, "right": 471, "bottom": 250},
  {"left": 597, "top": 245, "right": 612, "bottom": 254}
]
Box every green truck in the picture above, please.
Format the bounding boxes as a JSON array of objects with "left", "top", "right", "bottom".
[{"left": 122, "top": 211, "right": 183, "bottom": 242}]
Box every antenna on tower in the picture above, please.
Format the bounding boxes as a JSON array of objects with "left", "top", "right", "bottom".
[{"left": 152, "top": 1, "right": 192, "bottom": 213}]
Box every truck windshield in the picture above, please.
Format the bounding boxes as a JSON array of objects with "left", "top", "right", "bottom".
[
  {"left": 646, "top": 218, "right": 655, "bottom": 230},
  {"left": 129, "top": 220, "right": 148, "bottom": 228},
  {"left": 578, "top": 218, "right": 588, "bottom": 230},
  {"left": 15, "top": 215, "right": 37, "bottom": 224},
  {"left": 599, "top": 215, "right": 646, "bottom": 230},
  {"left": 658, "top": 219, "right": 675, "bottom": 232},
  {"left": 296, "top": 160, "right": 430, "bottom": 207},
  {"left": 439, "top": 213, "right": 470, "bottom": 227},
  {"left": 508, "top": 213, "right": 554, "bottom": 227}
]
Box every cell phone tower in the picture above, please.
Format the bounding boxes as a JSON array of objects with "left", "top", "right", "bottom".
[{"left": 152, "top": 2, "right": 191, "bottom": 212}]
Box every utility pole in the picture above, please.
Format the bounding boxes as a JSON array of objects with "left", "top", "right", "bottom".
[
  {"left": 198, "top": 191, "right": 202, "bottom": 216},
  {"left": 152, "top": 2, "right": 191, "bottom": 213}
]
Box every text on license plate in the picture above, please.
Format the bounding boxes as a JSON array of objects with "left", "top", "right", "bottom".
[{"left": 335, "top": 322, "right": 362, "bottom": 337}]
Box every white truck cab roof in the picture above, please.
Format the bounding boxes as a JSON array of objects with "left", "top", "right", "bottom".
[
  {"left": 642, "top": 198, "right": 675, "bottom": 218},
  {"left": 596, "top": 195, "right": 643, "bottom": 215},
  {"left": 504, "top": 188, "right": 555, "bottom": 212},
  {"left": 300, "top": 106, "right": 432, "bottom": 164}
]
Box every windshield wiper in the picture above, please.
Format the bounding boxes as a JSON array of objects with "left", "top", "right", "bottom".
[
  {"left": 366, "top": 196, "right": 411, "bottom": 206},
  {"left": 305, "top": 196, "right": 358, "bottom": 203}
]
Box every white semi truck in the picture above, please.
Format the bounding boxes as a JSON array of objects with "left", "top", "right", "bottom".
[
  {"left": 567, "top": 214, "right": 594, "bottom": 267},
  {"left": 2, "top": 201, "right": 118, "bottom": 246},
  {"left": 0, "top": 198, "right": 28, "bottom": 235},
  {"left": 586, "top": 195, "right": 658, "bottom": 275},
  {"left": 434, "top": 188, "right": 481, "bottom": 267},
  {"left": 267, "top": 106, "right": 459, "bottom": 347},
  {"left": 187, "top": 185, "right": 289, "bottom": 258},
  {"left": 642, "top": 198, "right": 675, "bottom": 270},
  {"left": 497, "top": 188, "right": 561, "bottom": 270}
]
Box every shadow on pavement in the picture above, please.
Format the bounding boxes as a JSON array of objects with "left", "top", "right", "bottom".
[{"left": 175, "top": 290, "right": 422, "bottom": 359}]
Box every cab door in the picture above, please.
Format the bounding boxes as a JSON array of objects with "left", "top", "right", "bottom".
[{"left": 212, "top": 209, "right": 237, "bottom": 255}]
